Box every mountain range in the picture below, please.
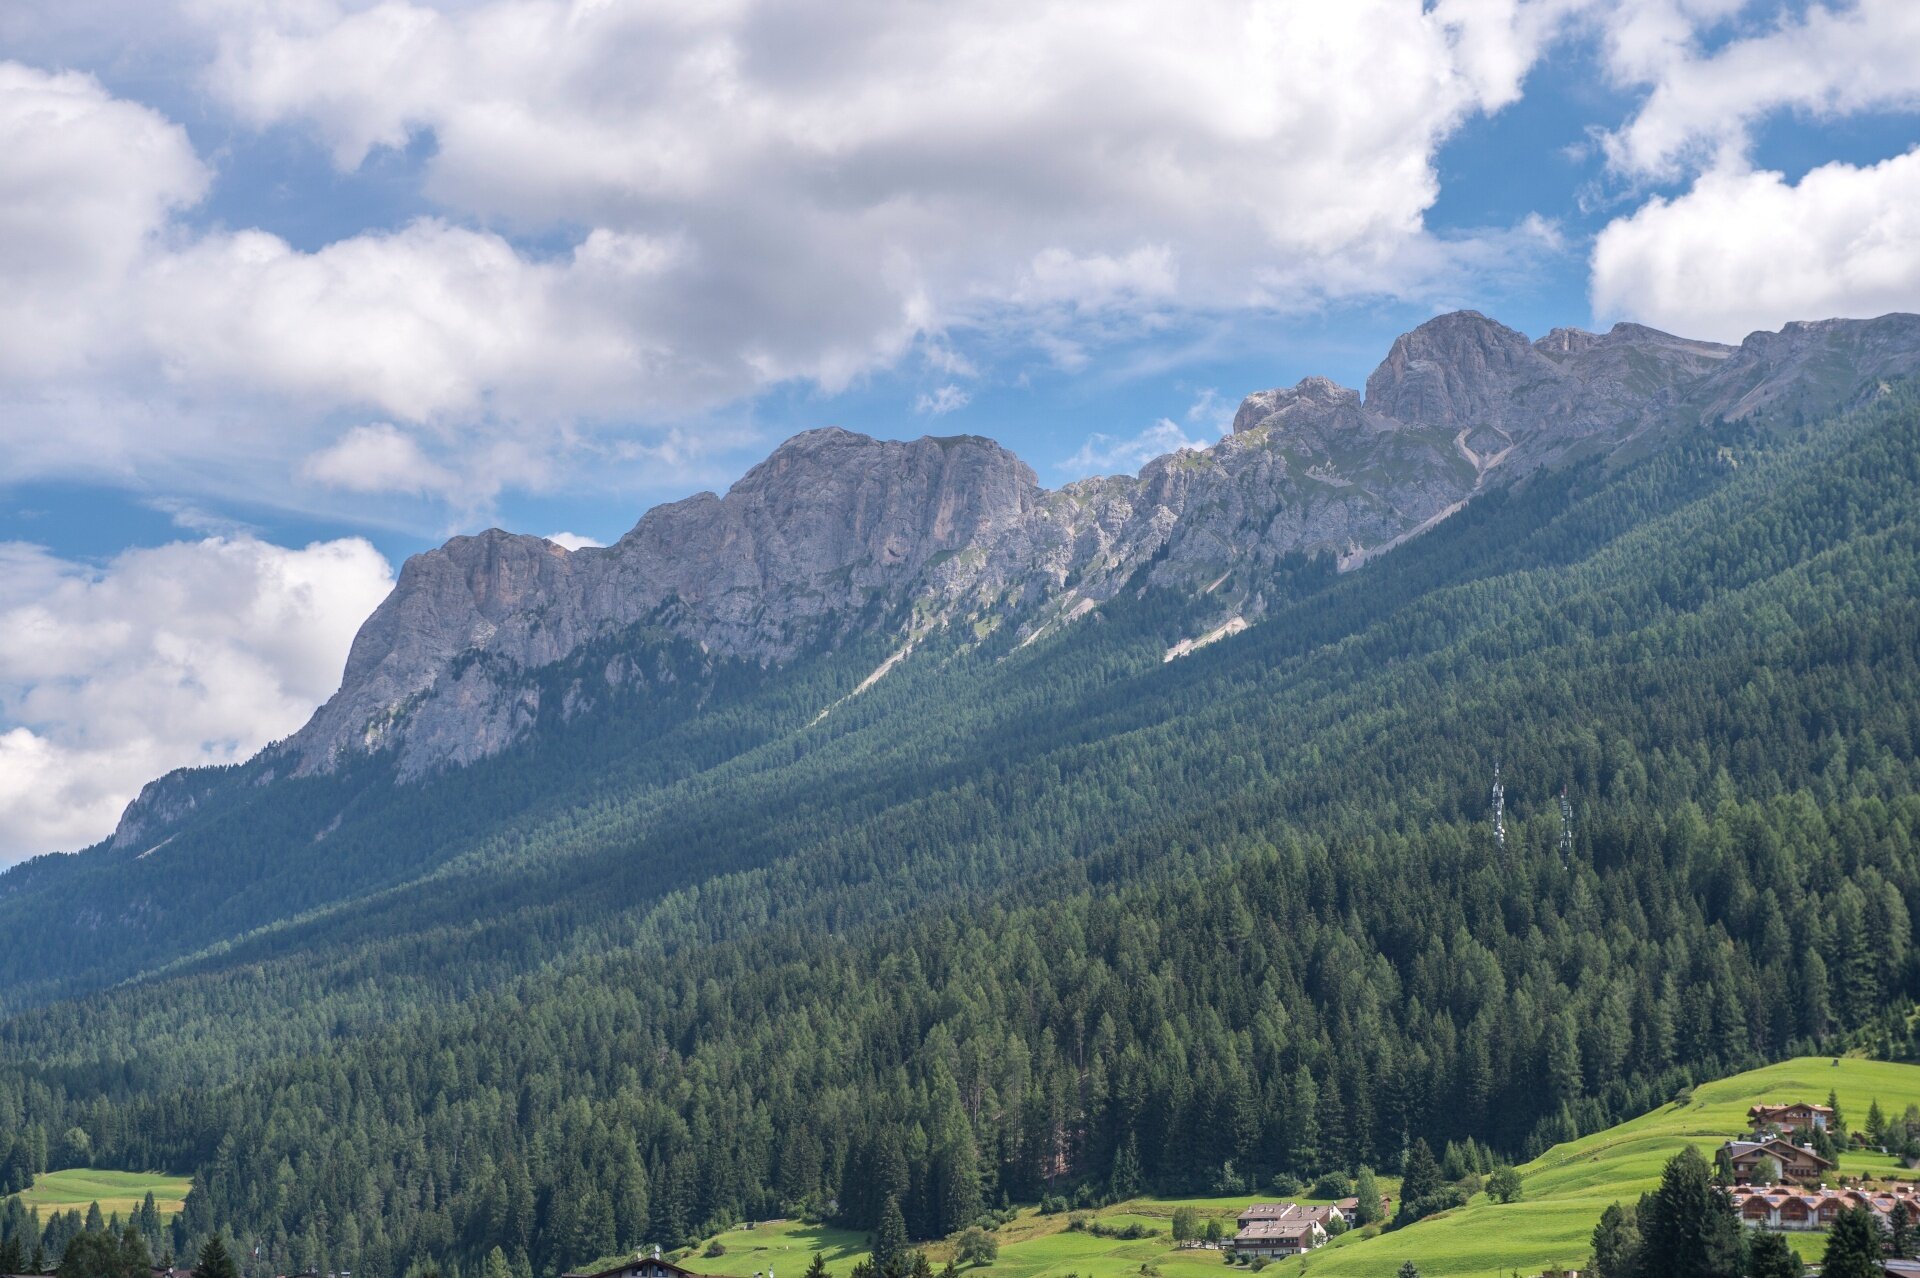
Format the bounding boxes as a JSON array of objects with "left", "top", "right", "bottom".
[{"left": 112, "top": 308, "right": 1920, "bottom": 821}]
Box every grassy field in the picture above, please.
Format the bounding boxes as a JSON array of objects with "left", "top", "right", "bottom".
[
  {"left": 672, "top": 1190, "right": 1390, "bottom": 1278},
  {"left": 1266, "top": 1056, "right": 1920, "bottom": 1278},
  {"left": 668, "top": 1058, "right": 1920, "bottom": 1278},
  {"left": 6, "top": 1168, "right": 192, "bottom": 1222}
]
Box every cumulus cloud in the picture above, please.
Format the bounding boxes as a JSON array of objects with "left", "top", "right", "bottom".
[
  {"left": 0, "top": 60, "right": 206, "bottom": 377},
  {"left": 0, "top": 536, "right": 394, "bottom": 863},
  {"left": 1601, "top": 0, "right": 1920, "bottom": 181},
  {"left": 1592, "top": 150, "right": 1920, "bottom": 341},
  {"left": 543, "top": 532, "right": 602, "bottom": 551},
  {"left": 1581, "top": 0, "right": 1920, "bottom": 339},
  {"left": 301, "top": 423, "right": 460, "bottom": 496},
  {"left": 0, "top": 3, "right": 1585, "bottom": 515},
  {"left": 194, "top": 1, "right": 1566, "bottom": 382},
  {"left": 1058, "top": 418, "right": 1207, "bottom": 478}
]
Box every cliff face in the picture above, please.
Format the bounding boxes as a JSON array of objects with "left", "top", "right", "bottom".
[{"left": 120, "top": 310, "right": 1920, "bottom": 808}]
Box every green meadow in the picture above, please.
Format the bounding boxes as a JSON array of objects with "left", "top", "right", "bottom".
[
  {"left": 667, "top": 1058, "right": 1920, "bottom": 1278},
  {"left": 671, "top": 1191, "right": 1389, "bottom": 1278},
  {"left": 1268, "top": 1056, "right": 1920, "bottom": 1278},
  {"left": 7, "top": 1168, "right": 192, "bottom": 1222}
]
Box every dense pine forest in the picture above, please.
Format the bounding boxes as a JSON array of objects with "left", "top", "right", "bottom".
[{"left": 6, "top": 387, "right": 1920, "bottom": 1278}]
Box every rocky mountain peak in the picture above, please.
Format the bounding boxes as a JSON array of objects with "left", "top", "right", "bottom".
[
  {"left": 157, "top": 308, "right": 1920, "bottom": 805},
  {"left": 1363, "top": 310, "right": 1543, "bottom": 430},
  {"left": 1231, "top": 376, "right": 1361, "bottom": 434}
]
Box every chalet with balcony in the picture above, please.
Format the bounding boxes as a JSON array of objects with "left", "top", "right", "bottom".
[
  {"left": 1747, "top": 1102, "right": 1835, "bottom": 1136},
  {"left": 1720, "top": 1136, "right": 1835, "bottom": 1184}
]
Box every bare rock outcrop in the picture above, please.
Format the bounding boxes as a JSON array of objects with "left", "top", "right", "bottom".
[{"left": 110, "top": 309, "right": 1920, "bottom": 822}]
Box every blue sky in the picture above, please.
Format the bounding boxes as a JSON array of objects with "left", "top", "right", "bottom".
[{"left": 3, "top": 0, "right": 1920, "bottom": 859}]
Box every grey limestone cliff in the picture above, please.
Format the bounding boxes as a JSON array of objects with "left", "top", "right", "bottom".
[{"left": 114, "top": 309, "right": 1920, "bottom": 822}]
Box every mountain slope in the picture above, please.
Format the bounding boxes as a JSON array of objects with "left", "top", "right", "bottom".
[
  {"left": 3, "top": 313, "right": 1920, "bottom": 1278},
  {"left": 94, "top": 310, "right": 1920, "bottom": 810}
]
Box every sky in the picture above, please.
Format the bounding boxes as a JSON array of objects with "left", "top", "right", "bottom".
[{"left": 4, "top": 0, "right": 1920, "bottom": 862}]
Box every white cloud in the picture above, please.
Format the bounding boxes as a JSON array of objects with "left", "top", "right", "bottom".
[
  {"left": 914, "top": 385, "right": 971, "bottom": 416},
  {"left": 0, "top": 535, "right": 394, "bottom": 863},
  {"left": 195, "top": 0, "right": 1569, "bottom": 364},
  {"left": 1592, "top": 150, "right": 1920, "bottom": 341},
  {"left": 301, "top": 423, "right": 460, "bottom": 497},
  {"left": 1600, "top": 0, "right": 1920, "bottom": 181},
  {"left": 1058, "top": 418, "right": 1206, "bottom": 478},
  {"left": 544, "top": 531, "right": 602, "bottom": 551},
  {"left": 0, "top": 1, "right": 1586, "bottom": 516},
  {"left": 0, "top": 60, "right": 206, "bottom": 378}
]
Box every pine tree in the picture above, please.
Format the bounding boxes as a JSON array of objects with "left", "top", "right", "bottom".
[
  {"left": 1822, "top": 1205, "right": 1884, "bottom": 1278},
  {"left": 1893, "top": 1199, "right": 1915, "bottom": 1260},
  {"left": 872, "top": 1196, "right": 909, "bottom": 1278},
  {"left": 1108, "top": 1135, "right": 1142, "bottom": 1202},
  {"left": 117, "top": 1225, "right": 150, "bottom": 1278},
  {"left": 1632, "top": 1147, "right": 1742, "bottom": 1278},
  {"left": 1395, "top": 1139, "right": 1441, "bottom": 1224},
  {"left": 191, "top": 1236, "right": 238, "bottom": 1278},
  {"left": 1745, "top": 1231, "right": 1799, "bottom": 1278}
]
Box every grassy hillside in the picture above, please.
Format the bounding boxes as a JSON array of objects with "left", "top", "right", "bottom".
[
  {"left": 8, "top": 1168, "right": 191, "bottom": 1221},
  {"left": 678, "top": 1060, "right": 1920, "bottom": 1278},
  {"left": 1269, "top": 1057, "right": 1920, "bottom": 1278}
]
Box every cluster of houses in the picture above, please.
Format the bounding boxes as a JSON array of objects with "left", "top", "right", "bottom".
[
  {"left": 1224, "top": 1195, "right": 1391, "bottom": 1258},
  {"left": 1720, "top": 1101, "right": 1839, "bottom": 1193},
  {"left": 1716, "top": 1099, "right": 1920, "bottom": 1244}
]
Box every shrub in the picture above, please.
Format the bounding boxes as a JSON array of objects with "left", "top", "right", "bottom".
[{"left": 1309, "top": 1172, "right": 1353, "bottom": 1200}]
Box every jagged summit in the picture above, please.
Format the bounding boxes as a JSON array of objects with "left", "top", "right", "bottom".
[{"left": 108, "top": 310, "right": 1920, "bottom": 834}]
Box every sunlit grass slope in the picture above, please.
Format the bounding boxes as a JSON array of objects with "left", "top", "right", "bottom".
[
  {"left": 7, "top": 1168, "right": 192, "bottom": 1222},
  {"left": 1270, "top": 1057, "right": 1920, "bottom": 1278}
]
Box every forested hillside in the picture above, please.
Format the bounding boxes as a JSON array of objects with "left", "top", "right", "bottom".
[{"left": 5, "top": 383, "right": 1920, "bottom": 1278}]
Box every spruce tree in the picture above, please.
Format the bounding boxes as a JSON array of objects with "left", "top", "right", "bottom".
[
  {"left": 1894, "top": 1199, "right": 1915, "bottom": 1260},
  {"left": 191, "top": 1236, "right": 238, "bottom": 1278},
  {"left": 1822, "top": 1205, "right": 1884, "bottom": 1278},
  {"left": 1108, "top": 1135, "right": 1142, "bottom": 1202},
  {"left": 872, "top": 1196, "right": 909, "bottom": 1278},
  {"left": 1744, "top": 1231, "right": 1798, "bottom": 1278},
  {"left": 803, "top": 1255, "right": 830, "bottom": 1278},
  {"left": 1631, "top": 1147, "right": 1742, "bottom": 1278},
  {"left": 1395, "top": 1140, "right": 1441, "bottom": 1225}
]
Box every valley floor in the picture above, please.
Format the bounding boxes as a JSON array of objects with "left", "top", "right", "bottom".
[{"left": 664, "top": 1058, "right": 1920, "bottom": 1278}]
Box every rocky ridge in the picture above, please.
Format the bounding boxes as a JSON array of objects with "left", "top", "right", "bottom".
[{"left": 112, "top": 310, "right": 1920, "bottom": 835}]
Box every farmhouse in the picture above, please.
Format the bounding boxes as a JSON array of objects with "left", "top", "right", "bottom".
[
  {"left": 563, "top": 1254, "right": 705, "bottom": 1278},
  {"left": 1747, "top": 1102, "right": 1835, "bottom": 1135},
  {"left": 1229, "top": 1203, "right": 1345, "bottom": 1257},
  {"left": 1720, "top": 1136, "right": 1835, "bottom": 1184}
]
